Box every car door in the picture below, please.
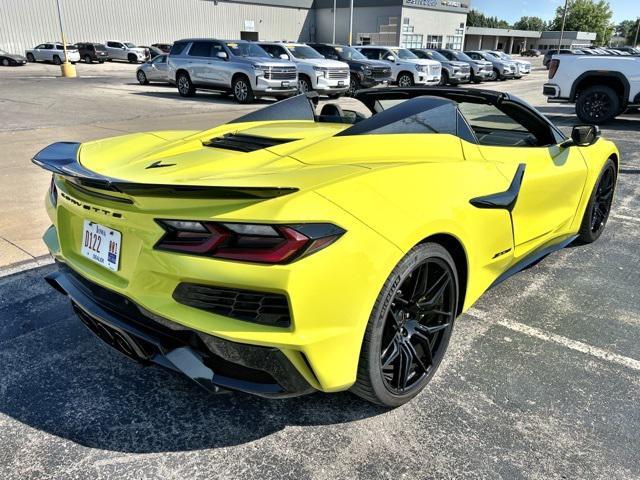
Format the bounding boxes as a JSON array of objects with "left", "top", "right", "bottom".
[
  {"left": 151, "top": 55, "right": 168, "bottom": 81},
  {"left": 458, "top": 101, "right": 588, "bottom": 255},
  {"left": 186, "top": 41, "right": 213, "bottom": 84},
  {"left": 41, "top": 44, "right": 55, "bottom": 61},
  {"left": 32, "top": 44, "right": 45, "bottom": 61},
  {"left": 209, "top": 42, "right": 231, "bottom": 86}
]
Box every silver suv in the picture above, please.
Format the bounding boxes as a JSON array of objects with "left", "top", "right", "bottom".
[
  {"left": 168, "top": 39, "right": 298, "bottom": 103},
  {"left": 464, "top": 50, "right": 518, "bottom": 81}
]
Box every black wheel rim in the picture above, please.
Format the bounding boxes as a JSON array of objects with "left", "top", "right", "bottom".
[
  {"left": 380, "top": 258, "right": 456, "bottom": 395},
  {"left": 583, "top": 92, "right": 611, "bottom": 120},
  {"left": 590, "top": 165, "right": 615, "bottom": 233}
]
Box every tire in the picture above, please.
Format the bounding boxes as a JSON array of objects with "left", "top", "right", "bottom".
[
  {"left": 298, "top": 76, "right": 311, "bottom": 94},
  {"left": 128, "top": 53, "right": 138, "bottom": 64},
  {"left": 489, "top": 68, "right": 499, "bottom": 81},
  {"left": 471, "top": 71, "right": 482, "bottom": 84},
  {"left": 576, "top": 158, "right": 616, "bottom": 244},
  {"left": 176, "top": 72, "right": 196, "bottom": 97},
  {"left": 328, "top": 93, "right": 342, "bottom": 99},
  {"left": 1, "top": 58, "right": 9, "bottom": 67},
  {"left": 576, "top": 85, "right": 620, "bottom": 124},
  {"left": 84, "top": 55, "right": 92, "bottom": 64},
  {"left": 232, "top": 75, "right": 255, "bottom": 104},
  {"left": 397, "top": 72, "right": 414, "bottom": 87},
  {"left": 347, "top": 76, "right": 360, "bottom": 97},
  {"left": 352, "top": 243, "right": 458, "bottom": 407},
  {"left": 99, "top": 61, "right": 104, "bottom": 64},
  {"left": 53, "top": 55, "right": 61, "bottom": 65},
  {"left": 137, "top": 70, "right": 148, "bottom": 85},
  {"left": 438, "top": 70, "right": 449, "bottom": 86},
  {"left": 26, "top": 53, "right": 35, "bottom": 63}
]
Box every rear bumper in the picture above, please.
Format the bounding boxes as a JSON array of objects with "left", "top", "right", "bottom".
[{"left": 47, "top": 262, "right": 315, "bottom": 398}]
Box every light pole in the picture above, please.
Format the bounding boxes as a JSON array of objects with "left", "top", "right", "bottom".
[
  {"left": 54, "top": 0, "right": 76, "bottom": 77},
  {"left": 557, "top": 0, "right": 569, "bottom": 51},
  {"left": 348, "top": 0, "right": 354, "bottom": 46},
  {"left": 332, "top": 0, "right": 336, "bottom": 43}
]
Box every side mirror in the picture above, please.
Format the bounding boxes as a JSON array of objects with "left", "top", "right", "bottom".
[
  {"left": 386, "top": 55, "right": 395, "bottom": 62},
  {"left": 217, "top": 51, "right": 228, "bottom": 60},
  {"left": 571, "top": 124, "right": 600, "bottom": 146},
  {"left": 279, "top": 53, "right": 289, "bottom": 60}
]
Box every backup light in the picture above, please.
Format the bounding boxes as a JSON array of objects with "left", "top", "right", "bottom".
[{"left": 156, "top": 220, "right": 345, "bottom": 264}]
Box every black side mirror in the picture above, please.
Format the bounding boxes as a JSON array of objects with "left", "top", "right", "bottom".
[{"left": 571, "top": 124, "right": 600, "bottom": 146}]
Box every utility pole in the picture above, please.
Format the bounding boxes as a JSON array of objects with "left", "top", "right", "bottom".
[
  {"left": 348, "top": 0, "right": 354, "bottom": 46},
  {"left": 634, "top": 17, "right": 640, "bottom": 47},
  {"left": 54, "top": 0, "right": 76, "bottom": 77},
  {"left": 558, "top": 0, "right": 569, "bottom": 51},
  {"left": 332, "top": 0, "right": 336, "bottom": 43}
]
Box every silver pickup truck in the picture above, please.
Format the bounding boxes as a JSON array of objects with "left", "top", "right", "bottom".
[{"left": 168, "top": 39, "right": 299, "bottom": 103}]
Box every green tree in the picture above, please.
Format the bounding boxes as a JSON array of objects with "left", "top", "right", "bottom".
[
  {"left": 466, "top": 9, "right": 510, "bottom": 29},
  {"left": 616, "top": 19, "right": 640, "bottom": 45},
  {"left": 549, "top": 0, "right": 613, "bottom": 45},
  {"left": 513, "top": 16, "right": 547, "bottom": 32}
]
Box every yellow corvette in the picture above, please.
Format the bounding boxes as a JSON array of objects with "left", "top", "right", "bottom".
[{"left": 34, "top": 88, "right": 618, "bottom": 406}]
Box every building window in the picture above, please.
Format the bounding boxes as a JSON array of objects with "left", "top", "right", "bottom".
[
  {"left": 426, "top": 35, "right": 443, "bottom": 48},
  {"left": 401, "top": 33, "right": 423, "bottom": 48},
  {"left": 445, "top": 35, "right": 463, "bottom": 50}
]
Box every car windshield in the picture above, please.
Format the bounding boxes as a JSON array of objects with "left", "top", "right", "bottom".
[
  {"left": 425, "top": 50, "right": 448, "bottom": 62},
  {"left": 335, "top": 46, "right": 366, "bottom": 60},
  {"left": 286, "top": 45, "right": 324, "bottom": 59},
  {"left": 124, "top": 43, "right": 136, "bottom": 48},
  {"left": 392, "top": 48, "right": 418, "bottom": 59},
  {"left": 452, "top": 51, "right": 473, "bottom": 62},
  {"left": 226, "top": 42, "right": 270, "bottom": 58}
]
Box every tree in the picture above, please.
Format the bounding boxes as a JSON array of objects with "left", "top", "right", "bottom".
[
  {"left": 616, "top": 19, "right": 640, "bottom": 45},
  {"left": 466, "top": 9, "right": 510, "bottom": 29},
  {"left": 549, "top": 0, "right": 613, "bottom": 45},
  {"left": 513, "top": 16, "right": 547, "bottom": 32}
]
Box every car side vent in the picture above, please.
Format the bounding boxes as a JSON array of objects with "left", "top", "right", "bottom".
[
  {"left": 203, "top": 133, "right": 296, "bottom": 153},
  {"left": 173, "top": 283, "right": 291, "bottom": 328}
]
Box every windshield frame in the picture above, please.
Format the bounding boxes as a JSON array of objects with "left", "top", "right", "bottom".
[
  {"left": 124, "top": 42, "right": 136, "bottom": 48},
  {"left": 451, "top": 51, "right": 473, "bottom": 62},
  {"left": 335, "top": 45, "right": 366, "bottom": 60},
  {"left": 286, "top": 44, "right": 325, "bottom": 60},
  {"left": 424, "top": 50, "right": 448, "bottom": 62},
  {"left": 392, "top": 48, "right": 419, "bottom": 60},
  {"left": 226, "top": 42, "right": 270, "bottom": 59}
]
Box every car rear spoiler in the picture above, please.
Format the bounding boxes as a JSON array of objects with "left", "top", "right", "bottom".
[{"left": 32, "top": 142, "right": 298, "bottom": 200}]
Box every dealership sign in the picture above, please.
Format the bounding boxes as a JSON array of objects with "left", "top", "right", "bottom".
[{"left": 404, "top": 0, "right": 469, "bottom": 10}]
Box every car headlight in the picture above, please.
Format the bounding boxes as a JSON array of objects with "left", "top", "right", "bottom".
[
  {"left": 363, "top": 67, "right": 372, "bottom": 75},
  {"left": 415, "top": 64, "right": 428, "bottom": 72},
  {"left": 452, "top": 67, "right": 460, "bottom": 73},
  {"left": 252, "top": 64, "right": 268, "bottom": 76},
  {"left": 313, "top": 66, "right": 328, "bottom": 77}
]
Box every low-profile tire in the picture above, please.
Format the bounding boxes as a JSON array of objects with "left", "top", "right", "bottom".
[
  {"left": 576, "top": 85, "right": 620, "bottom": 124},
  {"left": 438, "top": 71, "right": 449, "bottom": 86},
  {"left": 136, "top": 70, "right": 148, "bottom": 85},
  {"left": 53, "top": 55, "right": 62, "bottom": 65},
  {"left": 397, "top": 72, "right": 414, "bottom": 87},
  {"left": 232, "top": 75, "right": 255, "bottom": 104},
  {"left": 352, "top": 243, "right": 458, "bottom": 407},
  {"left": 576, "top": 158, "right": 617, "bottom": 244},
  {"left": 84, "top": 55, "right": 92, "bottom": 64},
  {"left": 27, "top": 53, "right": 35, "bottom": 63},
  {"left": 176, "top": 72, "right": 196, "bottom": 97},
  {"left": 298, "top": 76, "right": 312, "bottom": 94},
  {"left": 128, "top": 53, "right": 138, "bottom": 64}
]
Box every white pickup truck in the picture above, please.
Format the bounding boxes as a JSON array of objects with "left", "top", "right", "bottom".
[{"left": 543, "top": 54, "right": 640, "bottom": 123}]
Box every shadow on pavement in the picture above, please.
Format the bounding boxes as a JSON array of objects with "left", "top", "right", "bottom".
[
  {"left": 131, "top": 90, "right": 277, "bottom": 105},
  {"left": 0, "top": 265, "right": 386, "bottom": 454}
]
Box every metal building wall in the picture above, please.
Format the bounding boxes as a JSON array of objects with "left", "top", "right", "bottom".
[{"left": 0, "top": 0, "right": 315, "bottom": 54}]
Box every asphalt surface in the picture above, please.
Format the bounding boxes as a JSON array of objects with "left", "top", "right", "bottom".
[{"left": 1, "top": 58, "right": 639, "bottom": 479}]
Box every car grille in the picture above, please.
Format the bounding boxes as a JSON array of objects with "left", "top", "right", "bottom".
[
  {"left": 480, "top": 65, "right": 492, "bottom": 72},
  {"left": 371, "top": 67, "right": 391, "bottom": 78},
  {"left": 327, "top": 68, "right": 349, "bottom": 79},
  {"left": 173, "top": 283, "right": 292, "bottom": 328},
  {"left": 429, "top": 65, "right": 440, "bottom": 75},
  {"left": 459, "top": 65, "right": 470, "bottom": 73},
  {"left": 264, "top": 67, "right": 297, "bottom": 80}
]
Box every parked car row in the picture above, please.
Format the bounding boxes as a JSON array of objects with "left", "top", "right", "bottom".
[{"left": 542, "top": 46, "right": 640, "bottom": 68}]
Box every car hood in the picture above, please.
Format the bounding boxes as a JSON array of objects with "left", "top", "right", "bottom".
[
  {"left": 4, "top": 53, "right": 26, "bottom": 61},
  {"left": 401, "top": 58, "right": 440, "bottom": 66},
  {"left": 295, "top": 58, "right": 349, "bottom": 68},
  {"left": 348, "top": 59, "right": 389, "bottom": 68},
  {"left": 449, "top": 61, "right": 469, "bottom": 68},
  {"left": 246, "top": 58, "right": 295, "bottom": 68}
]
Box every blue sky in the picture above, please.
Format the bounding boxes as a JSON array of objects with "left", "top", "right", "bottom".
[{"left": 470, "top": 0, "right": 635, "bottom": 24}]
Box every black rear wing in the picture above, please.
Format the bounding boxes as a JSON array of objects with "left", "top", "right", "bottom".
[{"left": 32, "top": 142, "right": 298, "bottom": 200}]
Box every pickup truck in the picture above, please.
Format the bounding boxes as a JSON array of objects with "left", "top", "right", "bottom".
[{"left": 543, "top": 54, "right": 640, "bottom": 123}]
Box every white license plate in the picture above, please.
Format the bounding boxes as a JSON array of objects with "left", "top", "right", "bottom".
[
  {"left": 338, "top": 80, "right": 344, "bottom": 86},
  {"left": 81, "top": 220, "right": 121, "bottom": 271}
]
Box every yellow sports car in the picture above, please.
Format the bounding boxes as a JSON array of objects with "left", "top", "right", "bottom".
[{"left": 34, "top": 88, "right": 618, "bottom": 406}]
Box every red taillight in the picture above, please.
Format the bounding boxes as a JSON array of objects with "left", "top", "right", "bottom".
[
  {"left": 155, "top": 220, "right": 345, "bottom": 264},
  {"left": 548, "top": 59, "right": 560, "bottom": 79}
]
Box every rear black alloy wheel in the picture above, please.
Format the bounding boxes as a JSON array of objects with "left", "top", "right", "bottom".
[
  {"left": 137, "top": 70, "right": 148, "bottom": 85},
  {"left": 576, "top": 86, "right": 620, "bottom": 124},
  {"left": 352, "top": 243, "right": 458, "bottom": 407},
  {"left": 232, "top": 76, "right": 255, "bottom": 104},
  {"left": 577, "top": 158, "right": 616, "bottom": 243}
]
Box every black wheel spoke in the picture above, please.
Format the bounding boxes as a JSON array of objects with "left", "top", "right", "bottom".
[
  {"left": 397, "top": 344, "right": 413, "bottom": 390},
  {"left": 410, "top": 263, "right": 429, "bottom": 302},
  {"left": 416, "top": 322, "right": 451, "bottom": 336},
  {"left": 417, "top": 272, "right": 450, "bottom": 308},
  {"left": 412, "top": 330, "right": 434, "bottom": 365},
  {"left": 381, "top": 335, "right": 401, "bottom": 368}
]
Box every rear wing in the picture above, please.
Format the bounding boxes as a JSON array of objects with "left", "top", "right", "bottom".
[{"left": 32, "top": 142, "right": 298, "bottom": 200}]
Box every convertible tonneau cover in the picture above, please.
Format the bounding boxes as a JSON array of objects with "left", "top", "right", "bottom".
[{"left": 32, "top": 142, "right": 298, "bottom": 200}]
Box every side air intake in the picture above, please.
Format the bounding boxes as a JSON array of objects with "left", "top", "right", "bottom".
[{"left": 203, "top": 133, "right": 296, "bottom": 153}]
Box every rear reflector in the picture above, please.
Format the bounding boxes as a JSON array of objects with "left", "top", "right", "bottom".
[
  {"left": 548, "top": 59, "right": 559, "bottom": 79},
  {"left": 155, "top": 220, "right": 345, "bottom": 264}
]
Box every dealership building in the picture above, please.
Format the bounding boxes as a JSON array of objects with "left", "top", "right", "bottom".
[{"left": 1, "top": 0, "right": 469, "bottom": 54}]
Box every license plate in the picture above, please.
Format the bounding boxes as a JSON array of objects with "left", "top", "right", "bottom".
[
  {"left": 81, "top": 220, "right": 121, "bottom": 271},
  {"left": 338, "top": 80, "right": 344, "bottom": 86},
  {"left": 281, "top": 81, "right": 290, "bottom": 87}
]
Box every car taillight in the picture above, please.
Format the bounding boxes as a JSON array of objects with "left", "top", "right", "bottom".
[
  {"left": 548, "top": 59, "right": 560, "bottom": 79},
  {"left": 49, "top": 175, "right": 58, "bottom": 207},
  {"left": 155, "top": 220, "right": 345, "bottom": 264}
]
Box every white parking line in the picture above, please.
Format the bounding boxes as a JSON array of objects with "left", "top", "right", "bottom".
[
  {"left": 466, "top": 309, "right": 640, "bottom": 372},
  {"left": 612, "top": 213, "right": 640, "bottom": 224}
]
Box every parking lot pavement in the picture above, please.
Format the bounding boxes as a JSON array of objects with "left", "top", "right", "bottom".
[{"left": 1, "top": 58, "right": 640, "bottom": 479}]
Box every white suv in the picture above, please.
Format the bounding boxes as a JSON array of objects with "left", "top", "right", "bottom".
[
  {"left": 356, "top": 46, "right": 441, "bottom": 86},
  {"left": 259, "top": 42, "right": 350, "bottom": 98},
  {"left": 25, "top": 43, "right": 80, "bottom": 64},
  {"left": 105, "top": 41, "right": 148, "bottom": 63}
]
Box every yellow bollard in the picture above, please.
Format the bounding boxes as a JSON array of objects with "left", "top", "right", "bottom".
[{"left": 60, "top": 61, "right": 77, "bottom": 78}]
